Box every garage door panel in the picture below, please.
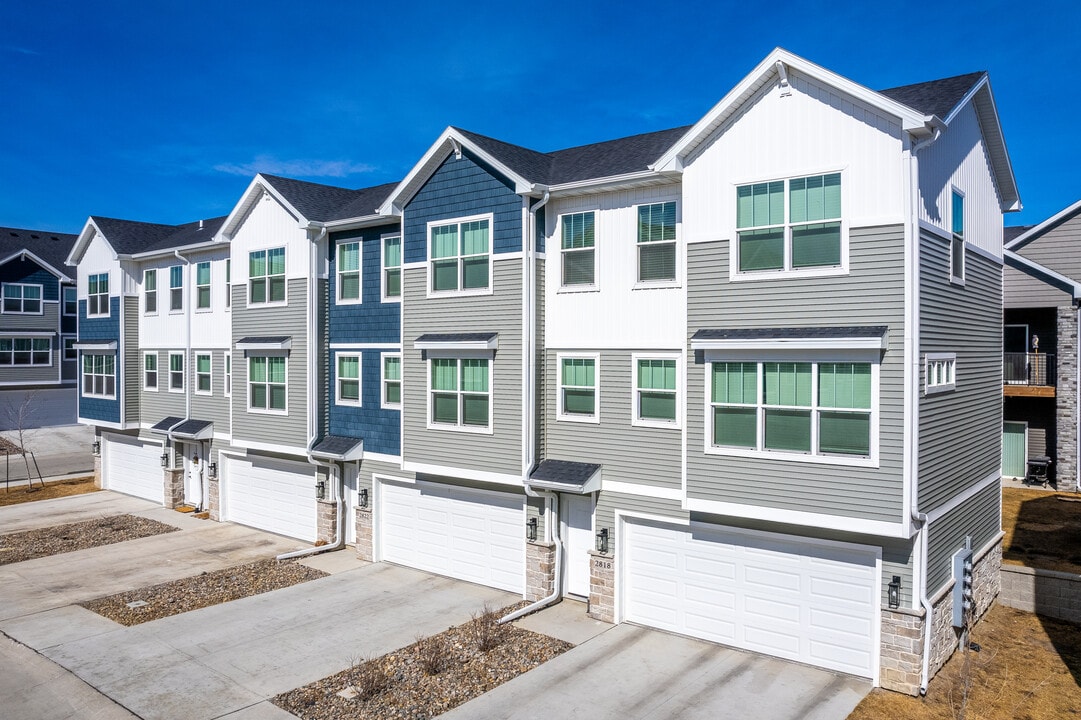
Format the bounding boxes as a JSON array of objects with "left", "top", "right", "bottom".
[
  {"left": 624, "top": 520, "right": 876, "bottom": 678},
  {"left": 224, "top": 457, "right": 316, "bottom": 542},
  {"left": 104, "top": 436, "right": 162, "bottom": 503}
]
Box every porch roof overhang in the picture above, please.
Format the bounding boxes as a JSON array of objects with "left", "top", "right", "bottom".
[
  {"left": 414, "top": 332, "right": 498, "bottom": 352},
  {"left": 73, "top": 340, "right": 118, "bottom": 351},
  {"left": 528, "top": 459, "right": 602, "bottom": 494},
  {"left": 310, "top": 435, "right": 364, "bottom": 462},
  {"left": 235, "top": 336, "right": 292, "bottom": 351},
  {"left": 690, "top": 326, "right": 888, "bottom": 352}
]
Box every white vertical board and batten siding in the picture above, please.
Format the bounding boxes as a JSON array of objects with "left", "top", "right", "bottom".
[
  {"left": 227, "top": 194, "right": 311, "bottom": 282},
  {"left": 402, "top": 259, "right": 523, "bottom": 477},
  {"left": 681, "top": 71, "right": 905, "bottom": 246},
  {"left": 229, "top": 280, "right": 309, "bottom": 449},
  {"left": 544, "top": 186, "right": 685, "bottom": 349},
  {"left": 137, "top": 247, "right": 232, "bottom": 349},
  {"left": 544, "top": 349, "right": 681, "bottom": 492},
  {"left": 918, "top": 238, "right": 1002, "bottom": 512},
  {"left": 917, "top": 101, "right": 1003, "bottom": 258},
  {"left": 78, "top": 232, "right": 121, "bottom": 303},
  {"left": 684, "top": 226, "right": 906, "bottom": 523}
]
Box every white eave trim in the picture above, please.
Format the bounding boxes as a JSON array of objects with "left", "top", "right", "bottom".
[
  {"left": 217, "top": 175, "right": 307, "bottom": 241},
  {"left": 690, "top": 336, "right": 887, "bottom": 352},
  {"left": 320, "top": 214, "right": 395, "bottom": 231},
  {"left": 235, "top": 338, "right": 292, "bottom": 351},
  {"left": 547, "top": 171, "right": 671, "bottom": 196},
  {"left": 73, "top": 340, "right": 118, "bottom": 350},
  {"left": 126, "top": 239, "right": 223, "bottom": 260},
  {"left": 0, "top": 249, "right": 74, "bottom": 283},
  {"left": 413, "top": 337, "right": 499, "bottom": 351}
]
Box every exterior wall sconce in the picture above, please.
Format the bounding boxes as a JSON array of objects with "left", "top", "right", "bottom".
[
  {"left": 359, "top": 488, "right": 369, "bottom": 508},
  {"left": 888, "top": 575, "right": 902, "bottom": 609},
  {"left": 526, "top": 517, "right": 538, "bottom": 542},
  {"left": 315, "top": 479, "right": 327, "bottom": 501},
  {"left": 160, "top": 452, "right": 169, "bottom": 468},
  {"left": 596, "top": 527, "right": 609, "bottom": 554},
  {"left": 91, "top": 440, "right": 101, "bottom": 456},
  {"left": 208, "top": 462, "right": 218, "bottom": 479}
]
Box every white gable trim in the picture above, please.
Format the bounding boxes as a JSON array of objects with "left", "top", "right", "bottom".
[
  {"left": 217, "top": 175, "right": 308, "bottom": 241},
  {"left": 0, "top": 249, "right": 74, "bottom": 283},
  {"left": 1006, "top": 198, "right": 1081, "bottom": 250},
  {"left": 67, "top": 219, "right": 119, "bottom": 266}
]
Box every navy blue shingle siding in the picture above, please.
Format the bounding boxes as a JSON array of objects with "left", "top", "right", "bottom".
[
  {"left": 328, "top": 348, "right": 400, "bottom": 456},
  {"left": 0, "top": 259, "right": 60, "bottom": 301},
  {"left": 77, "top": 297, "right": 121, "bottom": 423},
  {"left": 328, "top": 224, "right": 401, "bottom": 344}
]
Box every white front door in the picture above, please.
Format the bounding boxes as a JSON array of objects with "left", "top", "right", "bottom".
[
  {"left": 561, "top": 494, "right": 593, "bottom": 597},
  {"left": 183, "top": 442, "right": 204, "bottom": 509},
  {"left": 343, "top": 464, "right": 357, "bottom": 545}
]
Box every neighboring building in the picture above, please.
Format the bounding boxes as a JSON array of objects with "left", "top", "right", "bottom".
[
  {"left": 0, "top": 226, "right": 78, "bottom": 389},
  {"left": 1002, "top": 199, "right": 1081, "bottom": 490},
  {"left": 71, "top": 48, "right": 1018, "bottom": 696}
]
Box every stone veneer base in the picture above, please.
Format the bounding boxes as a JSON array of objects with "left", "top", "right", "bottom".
[{"left": 355, "top": 508, "right": 373, "bottom": 561}]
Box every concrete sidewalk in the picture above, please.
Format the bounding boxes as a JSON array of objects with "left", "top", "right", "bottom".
[{"left": 1, "top": 423, "right": 94, "bottom": 482}]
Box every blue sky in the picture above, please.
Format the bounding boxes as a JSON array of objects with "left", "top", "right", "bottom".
[{"left": 2, "top": 0, "right": 1077, "bottom": 234}]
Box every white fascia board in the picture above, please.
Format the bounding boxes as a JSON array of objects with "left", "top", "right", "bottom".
[
  {"left": 690, "top": 336, "right": 887, "bottom": 352},
  {"left": 73, "top": 340, "right": 118, "bottom": 350},
  {"left": 528, "top": 468, "right": 602, "bottom": 495},
  {"left": 1006, "top": 198, "right": 1081, "bottom": 250},
  {"left": 413, "top": 337, "right": 498, "bottom": 352},
  {"left": 965, "top": 80, "right": 1021, "bottom": 212},
  {"left": 684, "top": 496, "right": 908, "bottom": 538},
  {"left": 653, "top": 47, "right": 930, "bottom": 172},
  {"left": 127, "top": 240, "right": 223, "bottom": 261},
  {"left": 217, "top": 175, "right": 307, "bottom": 241},
  {"left": 68, "top": 218, "right": 116, "bottom": 266},
  {"left": 377, "top": 128, "right": 536, "bottom": 216},
  {"left": 547, "top": 171, "right": 667, "bottom": 196},
  {"left": 1004, "top": 249, "right": 1081, "bottom": 299},
  {"left": 0, "top": 249, "right": 73, "bottom": 283},
  {"left": 320, "top": 213, "right": 396, "bottom": 231}
]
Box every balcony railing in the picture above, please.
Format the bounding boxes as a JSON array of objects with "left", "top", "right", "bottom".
[{"left": 1004, "top": 352, "right": 1056, "bottom": 387}]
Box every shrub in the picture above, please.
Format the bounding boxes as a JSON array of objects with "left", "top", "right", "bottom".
[
  {"left": 415, "top": 633, "right": 453, "bottom": 675},
  {"left": 348, "top": 654, "right": 391, "bottom": 700},
  {"left": 471, "top": 603, "right": 506, "bottom": 652}
]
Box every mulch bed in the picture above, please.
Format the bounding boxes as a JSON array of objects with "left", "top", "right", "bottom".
[
  {"left": 1002, "top": 487, "right": 1081, "bottom": 574},
  {"left": 0, "top": 476, "right": 98, "bottom": 506},
  {"left": 81, "top": 558, "right": 328, "bottom": 625},
  {"left": 274, "top": 603, "right": 573, "bottom": 720},
  {"left": 0, "top": 437, "right": 23, "bottom": 455},
  {"left": 0, "top": 514, "right": 177, "bottom": 565}
]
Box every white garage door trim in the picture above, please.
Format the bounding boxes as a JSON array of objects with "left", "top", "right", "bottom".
[
  {"left": 102, "top": 433, "right": 164, "bottom": 504},
  {"left": 618, "top": 513, "right": 881, "bottom": 681},
  {"left": 376, "top": 476, "right": 525, "bottom": 594},
  {"left": 222, "top": 454, "right": 317, "bottom": 542}
]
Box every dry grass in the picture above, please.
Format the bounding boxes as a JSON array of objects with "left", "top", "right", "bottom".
[
  {"left": 1002, "top": 487, "right": 1081, "bottom": 574},
  {"left": 849, "top": 603, "right": 1081, "bottom": 720},
  {"left": 0, "top": 476, "right": 98, "bottom": 507}
]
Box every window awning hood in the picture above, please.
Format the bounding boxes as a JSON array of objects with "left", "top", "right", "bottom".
[{"left": 528, "top": 459, "right": 602, "bottom": 494}]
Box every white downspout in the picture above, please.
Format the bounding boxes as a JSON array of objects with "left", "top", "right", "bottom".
[{"left": 276, "top": 450, "right": 344, "bottom": 560}]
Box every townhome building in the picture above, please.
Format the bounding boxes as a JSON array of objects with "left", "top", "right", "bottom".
[
  {"left": 0, "top": 226, "right": 78, "bottom": 393},
  {"left": 69, "top": 48, "right": 1017, "bottom": 697},
  {"left": 1001, "top": 199, "right": 1081, "bottom": 490}
]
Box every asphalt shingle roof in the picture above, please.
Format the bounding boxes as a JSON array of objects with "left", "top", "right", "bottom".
[
  {"left": 1004, "top": 226, "right": 1032, "bottom": 244},
  {"left": 878, "top": 72, "right": 985, "bottom": 119},
  {"left": 312, "top": 435, "right": 364, "bottom": 457},
  {"left": 692, "top": 326, "right": 888, "bottom": 341},
  {"left": 530, "top": 459, "right": 602, "bottom": 488},
  {"left": 0, "top": 226, "right": 78, "bottom": 274},
  {"left": 415, "top": 332, "right": 498, "bottom": 344}
]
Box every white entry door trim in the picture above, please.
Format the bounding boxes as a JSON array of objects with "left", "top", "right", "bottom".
[{"left": 561, "top": 494, "right": 593, "bottom": 598}]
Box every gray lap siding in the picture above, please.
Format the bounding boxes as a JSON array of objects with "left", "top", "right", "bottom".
[
  {"left": 926, "top": 481, "right": 1001, "bottom": 595},
  {"left": 918, "top": 234, "right": 1002, "bottom": 512},
  {"left": 685, "top": 225, "right": 906, "bottom": 524},
  {"left": 124, "top": 297, "right": 139, "bottom": 424}
]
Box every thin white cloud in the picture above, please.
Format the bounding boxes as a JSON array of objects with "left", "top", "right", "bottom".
[
  {"left": 214, "top": 155, "right": 375, "bottom": 178},
  {"left": 4, "top": 46, "right": 41, "bottom": 56}
]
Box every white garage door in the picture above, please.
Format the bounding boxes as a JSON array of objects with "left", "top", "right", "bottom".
[
  {"left": 103, "top": 435, "right": 163, "bottom": 503},
  {"left": 223, "top": 455, "right": 317, "bottom": 541},
  {"left": 623, "top": 520, "right": 877, "bottom": 678},
  {"left": 379, "top": 479, "right": 524, "bottom": 593}
]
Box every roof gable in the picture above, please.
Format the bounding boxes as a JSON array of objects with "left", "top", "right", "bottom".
[
  {"left": 1006, "top": 198, "right": 1081, "bottom": 252},
  {"left": 0, "top": 226, "right": 77, "bottom": 280}
]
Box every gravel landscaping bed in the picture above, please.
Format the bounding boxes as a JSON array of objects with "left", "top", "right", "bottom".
[
  {"left": 81, "top": 558, "right": 328, "bottom": 625},
  {"left": 0, "top": 514, "right": 177, "bottom": 565},
  {"left": 274, "top": 603, "right": 573, "bottom": 720}
]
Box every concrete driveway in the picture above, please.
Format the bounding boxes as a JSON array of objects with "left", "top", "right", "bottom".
[{"left": 0, "top": 492, "right": 516, "bottom": 720}]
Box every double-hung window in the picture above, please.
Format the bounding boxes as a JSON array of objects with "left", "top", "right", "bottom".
[
  {"left": 637, "top": 202, "right": 677, "bottom": 283},
  {"left": 383, "top": 235, "right": 402, "bottom": 300},
  {"left": 2, "top": 283, "right": 42, "bottom": 314},
  {"left": 144, "top": 269, "right": 157, "bottom": 314},
  {"left": 338, "top": 242, "right": 361, "bottom": 302},
  {"left": 430, "top": 357, "right": 490, "bottom": 430},
  {"left": 950, "top": 190, "right": 965, "bottom": 284},
  {"left": 710, "top": 360, "right": 873, "bottom": 460},
  {"left": 0, "top": 338, "right": 50, "bottom": 365},
  {"left": 63, "top": 337, "right": 77, "bottom": 361},
  {"left": 196, "top": 262, "right": 211, "bottom": 309},
  {"left": 337, "top": 354, "right": 361, "bottom": 405},
  {"left": 634, "top": 356, "right": 678, "bottom": 426},
  {"left": 381, "top": 353, "right": 401, "bottom": 408},
  {"left": 249, "top": 248, "right": 286, "bottom": 304},
  {"left": 169, "top": 265, "right": 183, "bottom": 311},
  {"left": 430, "top": 216, "right": 490, "bottom": 293},
  {"left": 225, "top": 259, "right": 231, "bottom": 309},
  {"left": 144, "top": 352, "right": 158, "bottom": 390},
  {"left": 558, "top": 355, "right": 597, "bottom": 422},
  {"left": 87, "top": 273, "right": 109, "bottom": 316},
  {"left": 169, "top": 352, "right": 184, "bottom": 392},
  {"left": 736, "top": 173, "right": 842, "bottom": 274},
  {"left": 224, "top": 352, "right": 232, "bottom": 396},
  {"left": 249, "top": 356, "right": 287, "bottom": 412},
  {"left": 63, "top": 287, "right": 77, "bottom": 316},
  {"left": 560, "top": 212, "right": 595, "bottom": 287},
  {"left": 82, "top": 354, "right": 115, "bottom": 398},
  {"left": 195, "top": 353, "right": 212, "bottom": 394}
]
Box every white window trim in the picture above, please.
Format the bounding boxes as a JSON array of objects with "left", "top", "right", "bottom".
[
  {"left": 195, "top": 261, "right": 212, "bottom": 312},
  {"left": 143, "top": 351, "right": 158, "bottom": 392},
  {"left": 426, "top": 355, "right": 494, "bottom": 434},
  {"left": 224, "top": 259, "right": 232, "bottom": 311},
  {"left": 168, "top": 351, "right": 185, "bottom": 394},
  {"left": 634, "top": 201, "right": 681, "bottom": 290},
  {"left": 380, "top": 351, "right": 402, "bottom": 409},
  {"left": 0, "top": 337, "right": 52, "bottom": 366},
  {"left": 336, "top": 352, "right": 362, "bottom": 406},
  {"left": 81, "top": 353, "right": 115, "bottom": 399},
  {"left": 247, "top": 247, "right": 288, "bottom": 308},
  {"left": 556, "top": 352, "right": 600, "bottom": 424},
  {"left": 950, "top": 187, "right": 966, "bottom": 286},
  {"left": 86, "top": 273, "right": 110, "bottom": 318},
  {"left": 381, "top": 233, "right": 402, "bottom": 303},
  {"left": 224, "top": 351, "right": 232, "bottom": 397},
  {"left": 729, "top": 170, "right": 849, "bottom": 282},
  {"left": 247, "top": 354, "right": 288, "bottom": 415},
  {"left": 337, "top": 241, "right": 363, "bottom": 305},
  {"left": 63, "top": 286, "right": 77, "bottom": 317},
  {"left": 195, "top": 352, "right": 213, "bottom": 396},
  {"left": 631, "top": 352, "right": 682, "bottom": 429},
  {"left": 556, "top": 210, "right": 598, "bottom": 293},
  {"left": 925, "top": 352, "right": 957, "bottom": 395},
  {"left": 2, "top": 282, "right": 44, "bottom": 315},
  {"left": 168, "top": 265, "right": 184, "bottom": 314},
  {"left": 425, "top": 212, "right": 495, "bottom": 298},
  {"left": 62, "top": 335, "right": 77, "bottom": 361},
  {"left": 143, "top": 269, "right": 158, "bottom": 316},
  {"left": 702, "top": 348, "right": 880, "bottom": 468}
]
